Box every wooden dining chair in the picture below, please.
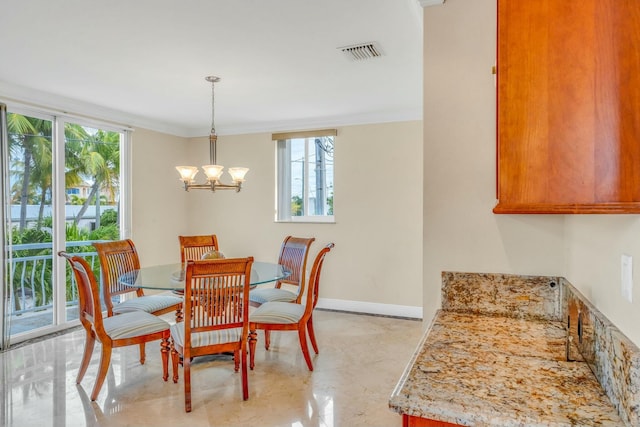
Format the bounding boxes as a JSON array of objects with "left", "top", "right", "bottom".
[
  {"left": 170, "top": 257, "right": 254, "bottom": 412},
  {"left": 93, "top": 239, "right": 183, "bottom": 318},
  {"left": 179, "top": 234, "right": 220, "bottom": 262},
  {"left": 249, "top": 243, "right": 334, "bottom": 371},
  {"left": 248, "top": 236, "right": 315, "bottom": 307},
  {"left": 59, "top": 251, "right": 170, "bottom": 401}
]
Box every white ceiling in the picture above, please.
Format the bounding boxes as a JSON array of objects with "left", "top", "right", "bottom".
[{"left": 0, "top": 0, "right": 424, "bottom": 137}]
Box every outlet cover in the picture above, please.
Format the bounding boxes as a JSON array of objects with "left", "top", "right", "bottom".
[{"left": 622, "top": 254, "right": 633, "bottom": 303}]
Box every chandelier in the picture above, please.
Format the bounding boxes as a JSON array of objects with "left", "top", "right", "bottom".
[{"left": 175, "top": 76, "right": 249, "bottom": 192}]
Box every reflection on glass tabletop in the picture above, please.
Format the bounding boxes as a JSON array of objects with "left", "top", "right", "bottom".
[{"left": 119, "top": 261, "right": 290, "bottom": 291}]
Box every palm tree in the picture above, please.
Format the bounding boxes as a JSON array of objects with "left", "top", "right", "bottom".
[
  {"left": 64, "top": 123, "right": 90, "bottom": 197},
  {"left": 71, "top": 128, "right": 120, "bottom": 228},
  {"left": 29, "top": 138, "right": 53, "bottom": 229},
  {"left": 7, "top": 114, "right": 52, "bottom": 231}
]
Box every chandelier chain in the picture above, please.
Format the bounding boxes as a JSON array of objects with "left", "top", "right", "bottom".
[{"left": 210, "top": 78, "right": 216, "bottom": 136}]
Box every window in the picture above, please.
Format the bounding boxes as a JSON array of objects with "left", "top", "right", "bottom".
[
  {"left": 275, "top": 129, "right": 335, "bottom": 222},
  {"left": 2, "top": 103, "right": 130, "bottom": 343}
]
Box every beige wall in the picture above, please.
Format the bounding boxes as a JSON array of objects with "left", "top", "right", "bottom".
[
  {"left": 565, "top": 217, "right": 640, "bottom": 345},
  {"left": 423, "top": 0, "right": 640, "bottom": 346},
  {"left": 130, "top": 128, "right": 193, "bottom": 266},
  {"left": 133, "top": 122, "right": 424, "bottom": 317}
]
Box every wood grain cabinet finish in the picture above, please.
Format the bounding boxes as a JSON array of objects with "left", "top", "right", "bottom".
[
  {"left": 494, "top": 0, "right": 640, "bottom": 214},
  {"left": 403, "top": 415, "right": 463, "bottom": 427}
]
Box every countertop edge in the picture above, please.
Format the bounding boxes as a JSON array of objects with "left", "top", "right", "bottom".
[{"left": 388, "top": 309, "right": 441, "bottom": 414}]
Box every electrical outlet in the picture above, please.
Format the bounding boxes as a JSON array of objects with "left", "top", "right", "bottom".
[{"left": 621, "top": 254, "right": 633, "bottom": 303}]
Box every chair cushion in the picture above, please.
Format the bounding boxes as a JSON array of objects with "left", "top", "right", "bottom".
[
  {"left": 171, "top": 324, "right": 243, "bottom": 349},
  {"left": 249, "top": 301, "right": 305, "bottom": 325},
  {"left": 112, "top": 294, "right": 182, "bottom": 315},
  {"left": 103, "top": 311, "right": 169, "bottom": 339},
  {"left": 248, "top": 288, "right": 297, "bottom": 305}
]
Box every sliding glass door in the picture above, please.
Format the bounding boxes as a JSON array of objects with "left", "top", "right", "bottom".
[
  {"left": 1, "top": 104, "right": 9, "bottom": 351},
  {"left": 7, "top": 110, "right": 55, "bottom": 335},
  {"left": 2, "top": 104, "right": 129, "bottom": 346},
  {"left": 62, "top": 122, "right": 123, "bottom": 323}
]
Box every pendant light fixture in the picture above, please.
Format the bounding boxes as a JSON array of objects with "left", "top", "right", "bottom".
[{"left": 175, "top": 76, "right": 249, "bottom": 192}]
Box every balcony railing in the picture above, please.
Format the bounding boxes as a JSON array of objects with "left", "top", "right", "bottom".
[{"left": 7, "top": 240, "right": 106, "bottom": 335}]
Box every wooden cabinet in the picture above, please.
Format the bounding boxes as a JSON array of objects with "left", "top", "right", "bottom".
[
  {"left": 494, "top": 0, "right": 640, "bottom": 214},
  {"left": 402, "top": 414, "right": 463, "bottom": 427}
]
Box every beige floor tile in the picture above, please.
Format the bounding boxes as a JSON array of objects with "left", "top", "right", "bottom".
[{"left": 1, "top": 310, "right": 422, "bottom": 426}]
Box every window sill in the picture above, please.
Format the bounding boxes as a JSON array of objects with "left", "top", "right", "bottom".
[{"left": 275, "top": 216, "right": 335, "bottom": 224}]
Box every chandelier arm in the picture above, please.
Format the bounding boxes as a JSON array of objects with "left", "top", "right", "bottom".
[{"left": 183, "top": 182, "right": 242, "bottom": 192}]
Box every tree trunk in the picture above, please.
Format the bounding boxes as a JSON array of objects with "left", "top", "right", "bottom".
[
  {"left": 37, "top": 187, "right": 47, "bottom": 229},
  {"left": 19, "top": 144, "right": 33, "bottom": 232},
  {"left": 95, "top": 192, "right": 101, "bottom": 229},
  {"left": 73, "top": 181, "right": 99, "bottom": 227}
]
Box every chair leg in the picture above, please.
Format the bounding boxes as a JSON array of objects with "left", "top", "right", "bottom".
[
  {"left": 175, "top": 307, "right": 183, "bottom": 323},
  {"left": 183, "top": 354, "right": 192, "bottom": 412},
  {"left": 241, "top": 341, "right": 249, "bottom": 401},
  {"left": 170, "top": 344, "right": 180, "bottom": 383},
  {"left": 139, "top": 343, "right": 146, "bottom": 364},
  {"left": 249, "top": 329, "right": 257, "bottom": 370},
  {"left": 77, "top": 332, "right": 96, "bottom": 384},
  {"left": 234, "top": 349, "right": 240, "bottom": 372},
  {"left": 298, "top": 326, "right": 314, "bottom": 371},
  {"left": 91, "top": 343, "right": 113, "bottom": 401},
  {"left": 160, "top": 337, "right": 170, "bottom": 381},
  {"left": 264, "top": 330, "right": 271, "bottom": 350},
  {"left": 307, "top": 315, "right": 319, "bottom": 354}
]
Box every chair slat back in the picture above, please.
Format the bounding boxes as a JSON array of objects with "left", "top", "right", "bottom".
[
  {"left": 302, "top": 243, "right": 334, "bottom": 320},
  {"left": 59, "top": 251, "right": 106, "bottom": 337},
  {"left": 184, "top": 257, "right": 253, "bottom": 346},
  {"left": 93, "top": 239, "right": 142, "bottom": 315},
  {"left": 179, "top": 235, "right": 219, "bottom": 262},
  {"left": 276, "top": 236, "right": 315, "bottom": 294}
]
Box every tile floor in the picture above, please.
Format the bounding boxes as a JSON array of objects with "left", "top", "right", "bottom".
[{"left": 0, "top": 310, "right": 423, "bottom": 427}]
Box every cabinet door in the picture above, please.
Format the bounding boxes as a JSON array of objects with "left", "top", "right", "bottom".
[{"left": 494, "top": 0, "right": 640, "bottom": 214}]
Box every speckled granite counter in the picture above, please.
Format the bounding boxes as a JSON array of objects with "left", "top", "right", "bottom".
[
  {"left": 390, "top": 311, "right": 622, "bottom": 426},
  {"left": 389, "top": 272, "right": 639, "bottom": 427}
]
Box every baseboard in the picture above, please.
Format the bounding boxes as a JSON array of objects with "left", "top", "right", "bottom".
[{"left": 316, "top": 298, "right": 422, "bottom": 320}]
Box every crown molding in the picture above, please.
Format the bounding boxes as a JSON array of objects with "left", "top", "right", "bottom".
[
  {"left": 0, "top": 80, "right": 192, "bottom": 137},
  {"left": 418, "top": 0, "right": 445, "bottom": 7},
  {"left": 0, "top": 80, "right": 422, "bottom": 138}
]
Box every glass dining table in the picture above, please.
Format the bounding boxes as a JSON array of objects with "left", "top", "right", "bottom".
[{"left": 118, "top": 261, "right": 291, "bottom": 291}]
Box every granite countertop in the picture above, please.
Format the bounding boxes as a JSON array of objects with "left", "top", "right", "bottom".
[{"left": 389, "top": 310, "right": 624, "bottom": 426}]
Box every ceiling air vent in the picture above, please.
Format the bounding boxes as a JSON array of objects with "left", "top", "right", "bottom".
[{"left": 339, "top": 42, "right": 383, "bottom": 61}]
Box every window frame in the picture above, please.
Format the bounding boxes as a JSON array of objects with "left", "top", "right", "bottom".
[
  {"left": 2, "top": 101, "right": 132, "bottom": 343},
  {"left": 274, "top": 129, "right": 335, "bottom": 223}
]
